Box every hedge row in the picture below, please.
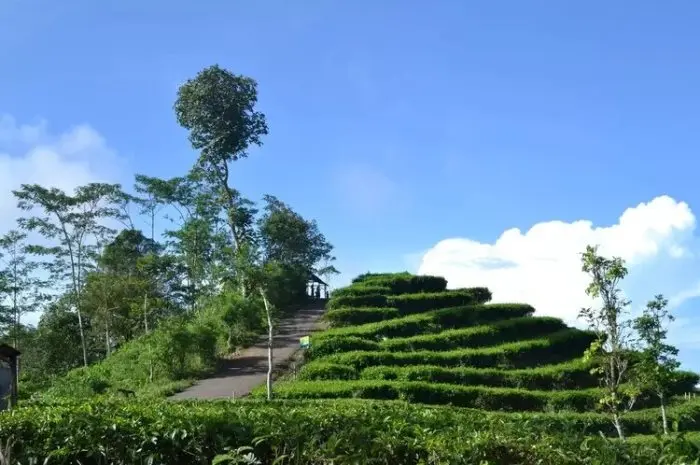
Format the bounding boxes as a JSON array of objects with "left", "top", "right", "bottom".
[
  {"left": 359, "top": 364, "right": 700, "bottom": 393},
  {"left": 381, "top": 316, "right": 568, "bottom": 352},
  {"left": 351, "top": 272, "right": 406, "bottom": 283},
  {"left": 327, "top": 293, "right": 388, "bottom": 310},
  {"left": 322, "top": 329, "right": 597, "bottom": 370},
  {"left": 327, "top": 288, "right": 492, "bottom": 313},
  {"left": 262, "top": 380, "right": 670, "bottom": 413},
  {"left": 306, "top": 336, "right": 381, "bottom": 359},
  {"left": 323, "top": 307, "right": 400, "bottom": 327},
  {"left": 330, "top": 285, "right": 392, "bottom": 299},
  {"left": 390, "top": 288, "right": 492, "bottom": 315},
  {"left": 317, "top": 303, "right": 535, "bottom": 341},
  {"left": 362, "top": 273, "right": 447, "bottom": 294},
  {"left": 3, "top": 399, "right": 700, "bottom": 463}
]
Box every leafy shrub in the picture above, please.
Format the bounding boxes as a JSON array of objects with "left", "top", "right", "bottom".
[
  {"left": 322, "top": 329, "right": 597, "bottom": 370},
  {"left": 41, "top": 316, "right": 224, "bottom": 401},
  {"left": 323, "top": 307, "right": 400, "bottom": 327},
  {"left": 261, "top": 380, "right": 674, "bottom": 413},
  {"left": 317, "top": 303, "right": 535, "bottom": 342},
  {"left": 330, "top": 285, "right": 392, "bottom": 299},
  {"left": 298, "top": 362, "right": 358, "bottom": 380},
  {"left": 352, "top": 271, "right": 411, "bottom": 283},
  {"left": 354, "top": 273, "right": 448, "bottom": 293},
  {"left": 2, "top": 399, "right": 700, "bottom": 463},
  {"left": 327, "top": 293, "right": 388, "bottom": 310},
  {"left": 388, "top": 288, "right": 492, "bottom": 315},
  {"left": 381, "top": 316, "right": 567, "bottom": 352},
  {"left": 306, "top": 336, "right": 381, "bottom": 359}
]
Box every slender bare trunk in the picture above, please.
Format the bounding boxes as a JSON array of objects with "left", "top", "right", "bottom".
[
  {"left": 660, "top": 392, "right": 669, "bottom": 435},
  {"left": 613, "top": 412, "right": 625, "bottom": 440},
  {"left": 76, "top": 309, "right": 88, "bottom": 366},
  {"left": 143, "top": 293, "right": 149, "bottom": 334},
  {"left": 260, "top": 288, "right": 273, "bottom": 401},
  {"left": 105, "top": 319, "right": 111, "bottom": 356}
]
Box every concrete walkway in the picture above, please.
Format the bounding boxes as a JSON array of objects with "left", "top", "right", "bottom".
[{"left": 170, "top": 304, "right": 326, "bottom": 400}]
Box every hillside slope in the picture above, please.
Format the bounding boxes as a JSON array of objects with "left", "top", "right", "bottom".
[{"left": 254, "top": 272, "right": 700, "bottom": 437}]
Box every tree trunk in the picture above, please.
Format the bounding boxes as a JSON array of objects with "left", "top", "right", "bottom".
[
  {"left": 260, "top": 288, "right": 273, "bottom": 401},
  {"left": 105, "top": 320, "right": 111, "bottom": 357},
  {"left": 76, "top": 308, "right": 88, "bottom": 367},
  {"left": 660, "top": 392, "right": 669, "bottom": 435},
  {"left": 613, "top": 412, "right": 625, "bottom": 440},
  {"left": 143, "top": 293, "right": 149, "bottom": 334}
]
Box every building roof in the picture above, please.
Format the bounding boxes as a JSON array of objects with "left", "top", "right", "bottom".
[
  {"left": 308, "top": 273, "right": 328, "bottom": 286},
  {"left": 0, "top": 344, "right": 20, "bottom": 359}
]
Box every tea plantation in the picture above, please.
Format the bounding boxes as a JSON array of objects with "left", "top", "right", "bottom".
[
  {"left": 253, "top": 272, "right": 700, "bottom": 436},
  {"left": 4, "top": 271, "right": 700, "bottom": 464}
]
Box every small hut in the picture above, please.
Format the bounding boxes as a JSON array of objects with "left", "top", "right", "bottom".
[
  {"left": 307, "top": 273, "right": 329, "bottom": 299},
  {"left": 0, "top": 344, "right": 20, "bottom": 410}
]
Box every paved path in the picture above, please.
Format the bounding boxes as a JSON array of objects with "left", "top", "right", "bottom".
[{"left": 170, "top": 304, "right": 326, "bottom": 400}]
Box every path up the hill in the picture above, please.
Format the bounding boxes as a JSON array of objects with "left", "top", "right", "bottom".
[{"left": 170, "top": 303, "right": 326, "bottom": 400}]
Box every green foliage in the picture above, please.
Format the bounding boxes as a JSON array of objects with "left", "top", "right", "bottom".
[
  {"left": 327, "top": 288, "right": 491, "bottom": 312},
  {"left": 320, "top": 329, "right": 597, "bottom": 370},
  {"left": 317, "top": 303, "right": 535, "bottom": 341},
  {"left": 259, "top": 380, "right": 684, "bottom": 413},
  {"left": 330, "top": 285, "right": 392, "bottom": 298},
  {"left": 381, "top": 316, "right": 567, "bottom": 352},
  {"left": 2, "top": 399, "right": 700, "bottom": 464},
  {"left": 346, "top": 272, "right": 448, "bottom": 294},
  {"left": 38, "top": 313, "right": 226, "bottom": 401},
  {"left": 388, "top": 288, "right": 492, "bottom": 315},
  {"left": 323, "top": 306, "right": 399, "bottom": 327},
  {"left": 297, "top": 362, "right": 358, "bottom": 381},
  {"left": 306, "top": 336, "right": 381, "bottom": 359},
  {"left": 327, "top": 293, "right": 388, "bottom": 310},
  {"left": 359, "top": 363, "right": 700, "bottom": 393}
]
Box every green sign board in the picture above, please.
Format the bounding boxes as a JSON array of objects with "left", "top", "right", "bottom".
[{"left": 300, "top": 336, "right": 311, "bottom": 348}]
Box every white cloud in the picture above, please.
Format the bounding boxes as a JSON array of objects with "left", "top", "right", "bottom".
[
  {"left": 0, "top": 115, "right": 124, "bottom": 230},
  {"left": 418, "top": 196, "right": 697, "bottom": 327},
  {"left": 0, "top": 115, "right": 125, "bottom": 326}
]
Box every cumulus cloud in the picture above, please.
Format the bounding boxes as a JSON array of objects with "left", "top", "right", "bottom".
[
  {"left": 418, "top": 196, "right": 698, "bottom": 327},
  {"left": 0, "top": 115, "right": 125, "bottom": 326},
  {"left": 0, "top": 115, "right": 124, "bottom": 231}
]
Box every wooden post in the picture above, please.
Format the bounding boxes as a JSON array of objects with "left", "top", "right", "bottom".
[{"left": 9, "top": 357, "right": 17, "bottom": 409}]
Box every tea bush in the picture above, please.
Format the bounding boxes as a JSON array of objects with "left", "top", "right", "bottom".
[
  {"left": 258, "top": 380, "right": 685, "bottom": 413},
  {"left": 381, "top": 316, "right": 568, "bottom": 352},
  {"left": 2, "top": 399, "right": 699, "bottom": 464},
  {"left": 323, "top": 306, "right": 400, "bottom": 326},
  {"left": 323, "top": 329, "right": 597, "bottom": 370},
  {"left": 317, "top": 303, "right": 535, "bottom": 341},
  {"left": 359, "top": 362, "right": 700, "bottom": 392},
  {"left": 388, "top": 288, "right": 492, "bottom": 315}
]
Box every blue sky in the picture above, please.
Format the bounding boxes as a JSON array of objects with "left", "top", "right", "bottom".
[{"left": 2, "top": 1, "right": 700, "bottom": 370}]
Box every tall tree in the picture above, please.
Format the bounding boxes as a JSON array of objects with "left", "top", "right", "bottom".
[
  {"left": 0, "top": 230, "right": 44, "bottom": 351},
  {"left": 239, "top": 197, "right": 338, "bottom": 400},
  {"left": 14, "top": 183, "right": 124, "bottom": 366},
  {"left": 257, "top": 195, "right": 337, "bottom": 308},
  {"left": 579, "top": 245, "right": 638, "bottom": 440},
  {"left": 633, "top": 294, "right": 680, "bottom": 435},
  {"left": 174, "top": 65, "right": 268, "bottom": 289}
]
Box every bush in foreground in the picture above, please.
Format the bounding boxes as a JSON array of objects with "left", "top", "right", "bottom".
[{"left": 2, "top": 399, "right": 699, "bottom": 464}]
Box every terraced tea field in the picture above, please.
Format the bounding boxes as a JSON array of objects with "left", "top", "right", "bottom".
[{"left": 254, "top": 272, "right": 700, "bottom": 438}]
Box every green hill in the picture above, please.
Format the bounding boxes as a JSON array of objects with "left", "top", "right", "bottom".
[{"left": 253, "top": 272, "right": 700, "bottom": 437}]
